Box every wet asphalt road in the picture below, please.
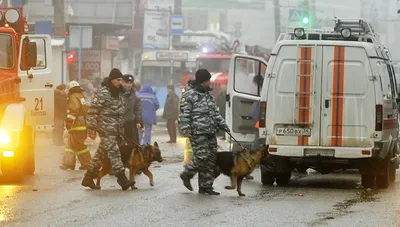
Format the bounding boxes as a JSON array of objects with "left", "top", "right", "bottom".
[{"left": 1, "top": 132, "right": 400, "bottom": 227}]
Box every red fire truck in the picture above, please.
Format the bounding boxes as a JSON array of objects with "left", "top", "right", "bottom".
[
  {"left": 0, "top": 8, "right": 53, "bottom": 179},
  {"left": 181, "top": 41, "right": 271, "bottom": 98}
]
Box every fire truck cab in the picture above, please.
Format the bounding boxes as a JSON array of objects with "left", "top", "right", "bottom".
[{"left": 0, "top": 8, "right": 53, "bottom": 179}]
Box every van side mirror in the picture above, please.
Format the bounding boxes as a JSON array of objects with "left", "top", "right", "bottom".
[{"left": 25, "top": 41, "right": 37, "bottom": 68}]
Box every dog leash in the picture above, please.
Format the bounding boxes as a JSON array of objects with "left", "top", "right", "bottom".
[{"left": 225, "top": 130, "right": 247, "bottom": 151}]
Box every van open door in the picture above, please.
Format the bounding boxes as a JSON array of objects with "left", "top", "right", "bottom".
[
  {"left": 226, "top": 54, "right": 268, "bottom": 150},
  {"left": 18, "top": 35, "right": 53, "bottom": 127}
]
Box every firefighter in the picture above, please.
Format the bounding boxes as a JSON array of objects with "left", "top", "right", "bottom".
[{"left": 60, "top": 81, "right": 91, "bottom": 170}]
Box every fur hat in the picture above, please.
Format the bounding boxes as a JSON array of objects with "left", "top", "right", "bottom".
[
  {"left": 195, "top": 69, "right": 212, "bottom": 85},
  {"left": 109, "top": 68, "right": 123, "bottom": 81}
]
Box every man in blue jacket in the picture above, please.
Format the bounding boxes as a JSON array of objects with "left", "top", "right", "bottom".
[{"left": 137, "top": 84, "right": 160, "bottom": 145}]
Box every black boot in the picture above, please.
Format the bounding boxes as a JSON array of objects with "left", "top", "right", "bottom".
[
  {"left": 199, "top": 188, "right": 220, "bottom": 195},
  {"left": 180, "top": 173, "right": 193, "bottom": 191},
  {"left": 81, "top": 171, "right": 101, "bottom": 190},
  {"left": 116, "top": 171, "right": 135, "bottom": 191},
  {"left": 245, "top": 175, "right": 254, "bottom": 180}
]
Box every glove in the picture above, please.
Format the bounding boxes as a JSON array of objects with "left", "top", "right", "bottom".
[
  {"left": 65, "top": 119, "right": 73, "bottom": 130},
  {"left": 88, "top": 129, "right": 97, "bottom": 140},
  {"left": 222, "top": 125, "right": 230, "bottom": 133}
]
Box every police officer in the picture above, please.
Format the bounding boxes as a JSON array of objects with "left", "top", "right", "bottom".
[
  {"left": 81, "top": 68, "right": 134, "bottom": 190},
  {"left": 179, "top": 69, "right": 230, "bottom": 195},
  {"left": 122, "top": 74, "right": 143, "bottom": 146},
  {"left": 60, "top": 81, "right": 91, "bottom": 170}
]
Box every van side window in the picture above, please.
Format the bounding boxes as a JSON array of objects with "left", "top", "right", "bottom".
[
  {"left": 377, "top": 61, "right": 392, "bottom": 98},
  {"left": 385, "top": 64, "right": 396, "bottom": 99},
  {"left": 387, "top": 64, "right": 398, "bottom": 97}
]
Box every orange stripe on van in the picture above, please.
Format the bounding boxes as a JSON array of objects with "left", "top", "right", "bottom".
[
  {"left": 331, "top": 46, "right": 345, "bottom": 146},
  {"left": 297, "top": 47, "right": 312, "bottom": 146}
]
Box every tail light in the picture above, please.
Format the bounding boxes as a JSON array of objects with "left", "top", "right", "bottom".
[
  {"left": 269, "top": 147, "right": 277, "bottom": 152},
  {"left": 259, "top": 101, "right": 266, "bottom": 128},
  {"left": 375, "top": 105, "right": 383, "bottom": 131},
  {"left": 362, "top": 150, "right": 371, "bottom": 155}
]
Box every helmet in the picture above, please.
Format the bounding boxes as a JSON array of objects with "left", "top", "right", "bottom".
[{"left": 69, "top": 81, "right": 80, "bottom": 89}]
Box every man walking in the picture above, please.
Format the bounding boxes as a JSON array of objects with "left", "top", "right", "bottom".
[
  {"left": 163, "top": 85, "right": 179, "bottom": 143},
  {"left": 60, "top": 81, "right": 91, "bottom": 170},
  {"left": 137, "top": 84, "right": 160, "bottom": 145},
  {"left": 81, "top": 68, "right": 134, "bottom": 190},
  {"left": 179, "top": 69, "right": 230, "bottom": 195},
  {"left": 122, "top": 74, "right": 143, "bottom": 146}
]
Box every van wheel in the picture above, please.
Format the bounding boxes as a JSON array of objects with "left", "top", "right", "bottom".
[
  {"left": 260, "top": 166, "right": 275, "bottom": 185},
  {"left": 376, "top": 160, "right": 390, "bottom": 189},
  {"left": 361, "top": 174, "right": 375, "bottom": 189},
  {"left": 276, "top": 171, "right": 291, "bottom": 186}
]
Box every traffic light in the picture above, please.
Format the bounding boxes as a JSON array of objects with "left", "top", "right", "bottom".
[{"left": 302, "top": 10, "right": 310, "bottom": 25}]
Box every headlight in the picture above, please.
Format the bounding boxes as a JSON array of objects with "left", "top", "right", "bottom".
[
  {"left": 0, "top": 129, "right": 11, "bottom": 145},
  {"left": 3, "top": 151, "right": 14, "bottom": 157}
]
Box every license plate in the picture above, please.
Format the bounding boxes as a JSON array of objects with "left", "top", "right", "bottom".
[
  {"left": 276, "top": 127, "right": 311, "bottom": 136},
  {"left": 304, "top": 149, "right": 335, "bottom": 157}
]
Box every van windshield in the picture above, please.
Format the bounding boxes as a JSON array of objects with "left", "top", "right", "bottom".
[{"left": 0, "top": 34, "right": 13, "bottom": 69}]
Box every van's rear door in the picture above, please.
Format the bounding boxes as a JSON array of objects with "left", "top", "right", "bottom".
[
  {"left": 320, "top": 46, "right": 375, "bottom": 147},
  {"left": 267, "top": 45, "right": 322, "bottom": 146},
  {"left": 226, "top": 54, "right": 268, "bottom": 148}
]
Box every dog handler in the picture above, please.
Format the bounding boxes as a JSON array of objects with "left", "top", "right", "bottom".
[
  {"left": 179, "top": 69, "right": 230, "bottom": 195},
  {"left": 81, "top": 68, "right": 135, "bottom": 190},
  {"left": 60, "top": 81, "right": 91, "bottom": 170}
]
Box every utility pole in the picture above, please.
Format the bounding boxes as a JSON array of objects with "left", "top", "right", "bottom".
[
  {"left": 172, "top": 0, "right": 182, "bottom": 46},
  {"left": 310, "top": 0, "right": 316, "bottom": 28},
  {"left": 303, "top": 0, "right": 310, "bottom": 28},
  {"left": 53, "top": 0, "right": 65, "bottom": 37},
  {"left": 273, "top": 0, "right": 281, "bottom": 41}
]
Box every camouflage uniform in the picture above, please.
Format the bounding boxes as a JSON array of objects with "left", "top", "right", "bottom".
[
  {"left": 86, "top": 85, "right": 126, "bottom": 175},
  {"left": 179, "top": 84, "right": 229, "bottom": 191}
]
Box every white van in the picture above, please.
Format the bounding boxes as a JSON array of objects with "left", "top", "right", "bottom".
[{"left": 226, "top": 19, "right": 399, "bottom": 189}]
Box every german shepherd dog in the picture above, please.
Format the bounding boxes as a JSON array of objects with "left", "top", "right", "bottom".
[
  {"left": 215, "top": 145, "right": 269, "bottom": 196},
  {"left": 96, "top": 142, "right": 163, "bottom": 189}
]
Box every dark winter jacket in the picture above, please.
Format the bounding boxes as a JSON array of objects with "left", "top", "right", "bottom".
[
  {"left": 137, "top": 84, "right": 160, "bottom": 125},
  {"left": 163, "top": 92, "right": 179, "bottom": 120},
  {"left": 124, "top": 87, "right": 143, "bottom": 126}
]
